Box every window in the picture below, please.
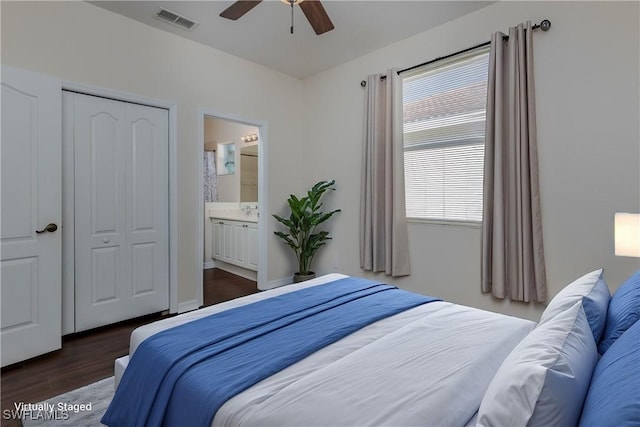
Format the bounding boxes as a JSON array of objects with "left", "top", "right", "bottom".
[{"left": 402, "top": 48, "right": 489, "bottom": 223}]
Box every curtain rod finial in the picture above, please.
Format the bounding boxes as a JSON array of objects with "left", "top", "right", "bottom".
[{"left": 539, "top": 19, "right": 551, "bottom": 31}]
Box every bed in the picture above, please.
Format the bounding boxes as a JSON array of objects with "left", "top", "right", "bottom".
[{"left": 103, "top": 271, "right": 640, "bottom": 427}]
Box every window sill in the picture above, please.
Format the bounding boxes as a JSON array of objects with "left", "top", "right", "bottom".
[{"left": 406, "top": 217, "right": 481, "bottom": 229}]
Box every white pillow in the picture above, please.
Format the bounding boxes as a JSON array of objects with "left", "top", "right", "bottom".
[
  {"left": 477, "top": 301, "right": 597, "bottom": 427},
  {"left": 539, "top": 269, "right": 610, "bottom": 342}
]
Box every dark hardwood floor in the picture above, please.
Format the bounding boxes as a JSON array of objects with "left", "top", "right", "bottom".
[{"left": 1, "top": 268, "right": 258, "bottom": 427}]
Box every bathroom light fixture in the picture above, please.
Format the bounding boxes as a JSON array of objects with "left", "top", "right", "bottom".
[{"left": 241, "top": 133, "right": 258, "bottom": 143}]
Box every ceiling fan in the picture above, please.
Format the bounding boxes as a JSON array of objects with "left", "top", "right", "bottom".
[{"left": 220, "top": 0, "right": 335, "bottom": 35}]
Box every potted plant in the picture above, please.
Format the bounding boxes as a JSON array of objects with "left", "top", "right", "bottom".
[{"left": 273, "top": 180, "right": 341, "bottom": 283}]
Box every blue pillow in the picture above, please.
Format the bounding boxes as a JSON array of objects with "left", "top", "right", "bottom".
[
  {"left": 598, "top": 270, "right": 640, "bottom": 354},
  {"left": 579, "top": 319, "right": 640, "bottom": 427}
]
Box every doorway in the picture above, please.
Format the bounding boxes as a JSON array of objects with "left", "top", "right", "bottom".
[{"left": 198, "top": 112, "right": 268, "bottom": 304}]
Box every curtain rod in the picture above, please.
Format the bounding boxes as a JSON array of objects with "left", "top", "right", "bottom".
[{"left": 361, "top": 19, "right": 551, "bottom": 87}]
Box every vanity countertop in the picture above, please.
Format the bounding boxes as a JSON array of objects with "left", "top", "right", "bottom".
[{"left": 209, "top": 210, "right": 258, "bottom": 223}]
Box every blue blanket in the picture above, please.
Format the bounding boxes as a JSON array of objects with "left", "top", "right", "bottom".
[{"left": 102, "top": 277, "right": 439, "bottom": 427}]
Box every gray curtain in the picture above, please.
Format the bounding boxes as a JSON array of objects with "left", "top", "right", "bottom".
[
  {"left": 482, "top": 22, "right": 546, "bottom": 302},
  {"left": 360, "top": 69, "right": 411, "bottom": 277}
]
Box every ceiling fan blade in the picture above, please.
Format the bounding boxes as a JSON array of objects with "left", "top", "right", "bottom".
[
  {"left": 299, "top": 0, "right": 334, "bottom": 35},
  {"left": 220, "top": 1, "right": 263, "bottom": 20}
]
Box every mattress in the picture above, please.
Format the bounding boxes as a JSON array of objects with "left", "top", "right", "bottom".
[{"left": 118, "top": 274, "right": 535, "bottom": 427}]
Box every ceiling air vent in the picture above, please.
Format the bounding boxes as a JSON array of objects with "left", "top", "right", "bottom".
[{"left": 154, "top": 8, "right": 199, "bottom": 31}]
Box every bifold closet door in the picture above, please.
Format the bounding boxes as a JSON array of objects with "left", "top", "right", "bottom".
[{"left": 72, "top": 93, "right": 169, "bottom": 332}]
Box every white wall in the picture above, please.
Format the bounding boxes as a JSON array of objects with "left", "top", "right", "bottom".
[
  {"left": 3, "top": 1, "right": 638, "bottom": 320},
  {"left": 302, "top": 1, "right": 640, "bottom": 321},
  {"left": 1, "top": 1, "right": 306, "bottom": 304}
]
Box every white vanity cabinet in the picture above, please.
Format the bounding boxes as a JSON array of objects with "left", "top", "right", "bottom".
[
  {"left": 212, "top": 218, "right": 258, "bottom": 271},
  {"left": 212, "top": 220, "right": 233, "bottom": 263},
  {"left": 247, "top": 223, "right": 259, "bottom": 270}
]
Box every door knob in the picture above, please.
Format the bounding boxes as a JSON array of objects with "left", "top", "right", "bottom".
[{"left": 35, "top": 223, "right": 58, "bottom": 234}]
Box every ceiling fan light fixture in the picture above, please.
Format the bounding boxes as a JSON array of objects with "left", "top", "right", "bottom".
[{"left": 221, "top": 0, "right": 333, "bottom": 36}]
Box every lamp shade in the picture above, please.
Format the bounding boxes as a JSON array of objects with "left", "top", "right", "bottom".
[{"left": 615, "top": 213, "right": 640, "bottom": 257}]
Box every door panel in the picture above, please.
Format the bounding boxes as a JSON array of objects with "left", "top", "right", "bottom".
[
  {"left": 91, "top": 112, "right": 122, "bottom": 235},
  {"left": 126, "top": 104, "right": 169, "bottom": 315},
  {"left": 234, "top": 223, "right": 247, "bottom": 266},
  {"left": 222, "top": 222, "right": 234, "bottom": 263},
  {"left": 131, "top": 118, "right": 156, "bottom": 231},
  {"left": 91, "top": 247, "right": 120, "bottom": 304},
  {"left": 1, "top": 85, "right": 36, "bottom": 240},
  {"left": 1, "top": 258, "right": 37, "bottom": 329},
  {"left": 212, "top": 221, "right": 223, "bottom": 260},
  {"left": 132, "top": 243, "right": 155, "bottom": 295},
  {"left": 248, "top": 224, "right": 259, "bottom": 271},
  {"left": 1, "top": 66, "right": 62, "bottom": 367},
  {"left": 74, "top": 95, "right": 127, "bottom": 331}
]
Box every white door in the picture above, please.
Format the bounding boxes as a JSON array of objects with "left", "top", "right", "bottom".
[
  {"left": 1, "top": 66, "right": 62, "bottom": 367},
  {"left": 233, "top": 222, "right": 247, "bottom": 267},
  {"left": 71, "top": 93, "right": 169, "bottom": 331},
  {"left": 222, "top": 221, "right": 234, "bottom": 264},
  {"left": 247, "top": 223, "right": 259, "bottom": 271},
  {"left": 212, "top": 220, "right": 224, "bottom": 260}
]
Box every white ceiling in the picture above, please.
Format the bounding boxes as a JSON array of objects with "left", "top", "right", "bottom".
[{"left": 90, "top": 1, "right": 493, "bottom": 79}]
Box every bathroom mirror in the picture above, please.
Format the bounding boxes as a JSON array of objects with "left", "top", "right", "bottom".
[
  {"left": 240, "top": 145, "right": 258, "bottom": 202},
  {"left": 217, "top": 141, "right": 236, "bottom": 175}
]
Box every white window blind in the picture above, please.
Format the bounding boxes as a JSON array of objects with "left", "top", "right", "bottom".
[{"left": 402, "top": 49, "right": 489, "bottom": 222}]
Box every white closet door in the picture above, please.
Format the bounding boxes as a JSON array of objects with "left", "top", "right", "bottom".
[
  {"left": 1, "top": 66, "right": 62, "bottom": 367},
  {"left": 125, "top": 103, "right": 169, "bottom": 320},
  {"left": 73, "top": 93, "right": 169, "bottom": 331}
]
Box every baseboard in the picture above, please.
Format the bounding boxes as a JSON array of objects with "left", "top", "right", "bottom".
[
  {"left": 203, "top": 261, "right": 215, "bottom": 270},
  {"left": 214, "top": 262, "right": 258, "bottom": 281},
  {"left": 265, "top": 276, "right": 293, "bottom": 290},
  {"left": 178, "top": 299, "right": 200, "bottom": 314}
]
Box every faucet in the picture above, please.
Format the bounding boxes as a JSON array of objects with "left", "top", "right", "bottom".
[{"left": 241, "top": 205, "right": 252, "bottom": 217}]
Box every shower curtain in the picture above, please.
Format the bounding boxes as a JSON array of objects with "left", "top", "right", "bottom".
[{"left": 204, "top": 151, "right": 218, "bottom": 203}]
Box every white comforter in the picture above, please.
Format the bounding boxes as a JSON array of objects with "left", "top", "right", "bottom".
[{"left": 125, "top": 274, "right": 535, "bottom": 427}]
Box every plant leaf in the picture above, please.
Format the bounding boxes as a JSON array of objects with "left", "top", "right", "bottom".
[{"left": 272, "top": 180, "right": 340, "bottom": 275}]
